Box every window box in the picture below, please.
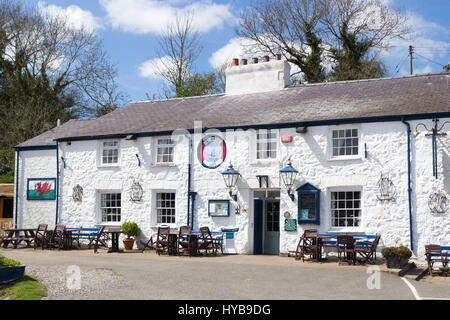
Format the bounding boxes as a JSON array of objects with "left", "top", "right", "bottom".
[{"left": 297, "top": 183, "right": 320, "bottom": 225}]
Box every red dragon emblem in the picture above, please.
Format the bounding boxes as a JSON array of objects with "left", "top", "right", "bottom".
[{"left": 34, "top": 182, "right": 52, "bottom": 196}]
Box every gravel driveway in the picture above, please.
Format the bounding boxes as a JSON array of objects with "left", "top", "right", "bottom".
[{"left": 2, "top": 248, "right": 450, "bottom": 300}]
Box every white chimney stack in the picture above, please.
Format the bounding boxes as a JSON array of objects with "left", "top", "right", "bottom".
[{"left": 225, "top": 55, "right": 291, "bottom": 95}]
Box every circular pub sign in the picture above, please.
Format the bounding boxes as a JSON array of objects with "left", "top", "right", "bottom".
[{"left": 198, "top": 135, "right": 226, "bottom": 169}]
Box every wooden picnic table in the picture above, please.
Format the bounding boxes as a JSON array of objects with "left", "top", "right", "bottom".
[{"left": 2, "top": 228, "right": 36, "bottom": 249}]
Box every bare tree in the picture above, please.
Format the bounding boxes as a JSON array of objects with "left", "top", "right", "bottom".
[
  {"left": 236, "top": 0, "right": 329, "bottom": 83},
  {"left": 154, "top": 12, "right": 203, "bottom": 98}
]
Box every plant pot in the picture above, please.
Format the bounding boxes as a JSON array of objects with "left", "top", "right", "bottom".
[
  {"left": 385, "top": 256, "right": 409, "bottom": 269},
  {"left": 123, "top": 238, "right": 135, "bottom": 250},
  {"left": 0, "top": 265, "right": 26, "bottom": 285}
]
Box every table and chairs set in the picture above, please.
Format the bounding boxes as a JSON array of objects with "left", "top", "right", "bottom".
[
  {"left": 140, "top": 225, "right": 224, "bottom": 257},
  {"left": 0, "top": 224, "right": 122, "bottom": 253},
  {"left": 289, "top": 229, "right": 381, "bottom": 265}
]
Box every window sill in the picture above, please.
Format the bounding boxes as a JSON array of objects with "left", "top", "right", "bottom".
[
  {"left": 328, "top": 156, "right": 362, "bottom": 162},
  {"left": 152, "top": 163, "right": 177, "bottom": 168},
  {"left": 249, "top": 159, "right": 279, "bottom": 166},
  {"left": 97, "top": 164, "right": 120, "bottom": 168}
]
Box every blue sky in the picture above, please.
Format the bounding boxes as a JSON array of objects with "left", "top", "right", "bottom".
[{"left": 29, "top": 0, "right": 450, "bottom": 103}]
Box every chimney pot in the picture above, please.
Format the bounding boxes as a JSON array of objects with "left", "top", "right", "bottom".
[
  {"left": 241, "top": 59, "right": 248, "bottom": 65},
  {"left": 263, "top": 56, "right": 270, "bottom": 62},
  {"left": 232, "top": 58, "right": 239, "bottom": 66},
  {"left": 252, "top": 57, "right": 258, "bottom": 64},
  {"left": 275, "top": 54, "right": 282, "bottom": 60}
]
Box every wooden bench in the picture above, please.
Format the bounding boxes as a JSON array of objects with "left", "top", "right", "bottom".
[{"left": 425, "top": 245, "right": 449, "bottom": 276}]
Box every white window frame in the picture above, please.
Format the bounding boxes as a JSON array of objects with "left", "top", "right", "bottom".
[
  {"left": 328, "top": 125, "right": 362, "bottom": 161},
  {"left": 250, "top": 129, "right": 280, "bottom": 163},
  {"left": 327, "top": 187, "right": 364, "bottom": 232},
  {"left": 153, "top": 136, "right": 176, "bottom": 166},
  {"left": 154, "top": 191, "right": 176, "bottom": 226},
  {"left": 98, "top": 140, "right": 120, "bottom": 167},
  {"left": 98, "top": 191, "right": 122, "bottom": 225}
]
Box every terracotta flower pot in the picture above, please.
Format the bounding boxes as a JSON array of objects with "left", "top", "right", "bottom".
[{"left": 123, "top": 238, "right": 135, "bottom": 250}]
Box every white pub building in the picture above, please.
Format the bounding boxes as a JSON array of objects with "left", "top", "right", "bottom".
[{"left": 13, "top": 56, "right": 450, "bottom": 259}]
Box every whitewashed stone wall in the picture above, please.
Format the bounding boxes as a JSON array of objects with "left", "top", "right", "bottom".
[
  {"left": 15, "top": 149, "right": 57, "bottom": 228},
  {"left": 15, "top": 117, "right": 450, "bottom": 259}
]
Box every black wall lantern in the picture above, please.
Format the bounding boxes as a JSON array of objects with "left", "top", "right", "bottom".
[
  {"left": 221, "top": 163, "right": 240, "bottom": 201},
  {"left": 280, "top": 157, "right": 298, "bottom": 201}
]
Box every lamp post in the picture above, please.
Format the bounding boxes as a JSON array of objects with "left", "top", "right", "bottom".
[
  {"left": 412, "top": 118, "right": 450, "bottom": 179},
  {"left": 221, "top": 163, "right": 240, "bottom": 201},
  {"left": 280, "top": 157, "right": 298, "bottom": 201}
]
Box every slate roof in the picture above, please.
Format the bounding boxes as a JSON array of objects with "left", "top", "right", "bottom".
[{"left": 17, "top": 73, "right": 450, "bottom": 148}]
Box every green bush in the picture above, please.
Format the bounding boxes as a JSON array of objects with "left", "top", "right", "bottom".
[
  {"left": 121, "top": 222, "right": 141, "bottom": 239},
  {"left": 381, "top": 246, "right": 412, "bottom": 260},
  {"left": 0, "top": 256, "right": 22, "bottom": 267}
]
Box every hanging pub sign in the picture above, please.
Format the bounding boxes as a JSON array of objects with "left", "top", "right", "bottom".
[
  {"left": 428, "top": 190, "right": 449, "bottom": 214},
  {"left": 198, "top": 134, "right": 226, "bottom": 169},
  {"left": 27, "top": 178, "right": 56, "bottom": 200}
]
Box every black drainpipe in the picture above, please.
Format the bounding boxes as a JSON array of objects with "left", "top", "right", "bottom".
[
  {"left": 14, "top": 149, "right": 20, "bottom": 228},
  {"left": 187, "top": 136, "right": 192, "bottom": 227}
]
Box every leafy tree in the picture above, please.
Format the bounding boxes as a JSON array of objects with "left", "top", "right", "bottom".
[{"left": 176, "top": 72, "right": 222, "bottom": 98}]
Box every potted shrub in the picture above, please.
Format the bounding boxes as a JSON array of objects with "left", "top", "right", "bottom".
[
  {"left": 381, "top": 240, "right": 412, "bottom": 269},
  {"left": 121, "top": 222, "right": 141, "bottom": 250}
]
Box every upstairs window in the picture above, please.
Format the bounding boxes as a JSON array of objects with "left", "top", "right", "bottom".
[
  {"left": 331, "top": 128, "right": 359, "bottom": 158},
  {"left": 101, "top": 141, "right": 119, "bottom": 165},
  {"left": 156, "top": 138, "right": 175, "bottom": 164},
  {"left": 256, "top": 129, "right": 278, "bottom": 160}
]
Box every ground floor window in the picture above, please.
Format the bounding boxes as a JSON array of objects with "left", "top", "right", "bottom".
[
  {"left": 331, "top": 191, "right": 361, "bottom": 227},
  {"left": 156, "top": 192, "right": 176, "bottom": 224},
  {"left": 100, "top": 192, "right": 121, "bottom": 222}
]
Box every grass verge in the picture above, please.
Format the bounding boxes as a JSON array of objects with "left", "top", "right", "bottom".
[{"left": 0, "top": 256, "right": 47, "bottom": 300}]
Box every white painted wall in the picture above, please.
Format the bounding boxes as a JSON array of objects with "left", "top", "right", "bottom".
[
  {"left": 15, "top": 149, "right": 57, "bottom": 228},
  {"left": 15, "top": 118, "right": 450, "bottom": 260}
]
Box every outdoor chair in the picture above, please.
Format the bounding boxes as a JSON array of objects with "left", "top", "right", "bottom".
[
  {"left": 140, "top": 236, "right": 155, "bottom": 252},
  {"left": 299, "top": 229, "right": 321, "bottom": 262},
  {"left": 33, "top": 224, "right": 48, "bottom": 250},
  {"left": 355, "top": 234, "right": 381, "bottom": 265},
  {"left": 425, "top": 244, "right": 448, "bottom": 276},
  {"left": 337, "top": 235, "right": 356, "bottom": 265},
  {"left": 177, "top": 225, "right": 192, "bottom": 255},
  {"left": 197, "top": 226, "right": 215, "bottom": 256},
  {"left": 212, "top": 232, "right": 224, "bottom": 255},
  {"left": 49, "top": 224, "right": 66, "bottom": 250},
  {"left": 155, "top": 225, "right": 170, "bottom": 255},
  {"left": 93, "top": 226, "right": 108, "bottom": 253}
]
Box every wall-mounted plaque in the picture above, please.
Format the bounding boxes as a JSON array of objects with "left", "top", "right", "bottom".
[
  {"left": 198, "top": 135, "right": 226, "bottom": 169},
  {"left": 284, "top": 219, "right": 297, "bottom": 232},
  {"left": 208, "top": 200, "right": 230, "bottom": 217}
]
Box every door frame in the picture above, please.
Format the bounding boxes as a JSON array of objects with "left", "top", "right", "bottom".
[{"left": 252, "top": 189, "right": 280, "bottom": 255}]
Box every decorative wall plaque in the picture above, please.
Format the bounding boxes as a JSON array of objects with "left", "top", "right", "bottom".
[
  {"left": 284, "top": 219, "right": 297, "bottom": 232},
  {"left": 72, "top": 184, "right": 83, "bottom": 202},
  {"left": 377, "top": 174, "right": 396, "bottom": 201},
  {"left": 428, "top": 191, "right": 449, "bottom": 213},
  {"left": 130, "top": 180, "right": 143, "bottom": 202}
]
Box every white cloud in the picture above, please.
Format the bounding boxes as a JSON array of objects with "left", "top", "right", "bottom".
[
  {"left": 37, "top": 2, "right": 103, "bottom": 32},
  {"left": 100, "top": 0, "right": 235, "bottom": 35},
  {"left": 138, "top": 56, "right": 171, "bottom": 80},
  {"left": 209, "top": 37, "right": 251, "bottom": 69}
]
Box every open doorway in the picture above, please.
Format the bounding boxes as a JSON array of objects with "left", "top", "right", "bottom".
[{"left": 253, "top": 190, "right": 280, "bottom": 255}]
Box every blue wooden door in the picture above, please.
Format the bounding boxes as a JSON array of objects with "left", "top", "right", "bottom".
[{"left": 253, "top": 200, "right": 263, "bottom": 255}]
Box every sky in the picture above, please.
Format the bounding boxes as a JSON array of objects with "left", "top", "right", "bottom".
[{"left": 27, "top": 0, "right": 450, "bottom": 103}]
